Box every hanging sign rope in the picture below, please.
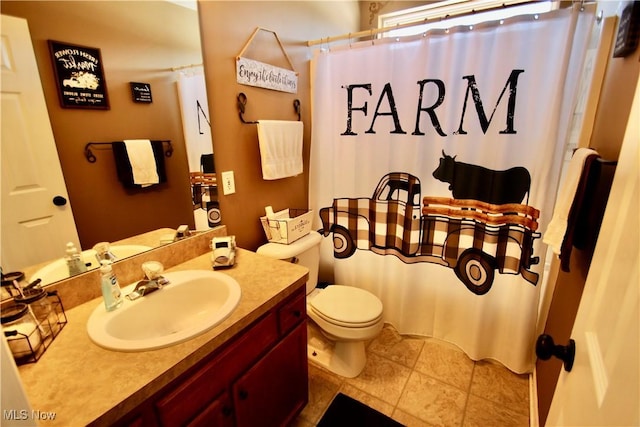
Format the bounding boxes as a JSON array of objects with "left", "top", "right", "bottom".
[{"left": 236, "top": 27, "right": 298, "bottom": 94}]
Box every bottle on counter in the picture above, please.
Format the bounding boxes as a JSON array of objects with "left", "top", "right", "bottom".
[
  {"left": 99, "top": 260, "right": 123, "bottom": 312},
  {"left": 65, "top": 242, "right": 87, "bottom": 276}
]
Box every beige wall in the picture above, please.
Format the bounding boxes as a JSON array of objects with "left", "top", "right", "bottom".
[
  {"left": 1, "top": 1, "right": 199, "bottom": 248},
  {"left": 198, "top": 1, "right": 360, "bottom": 250}
]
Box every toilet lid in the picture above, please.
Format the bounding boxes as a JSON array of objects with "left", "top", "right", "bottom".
[{"left": 309, "top": 285, "right": 383, "bottom": 325}]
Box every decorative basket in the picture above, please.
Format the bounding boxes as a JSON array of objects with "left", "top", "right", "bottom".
[{"left": 260, "top": 209, "right": 313, "bottom": 244}]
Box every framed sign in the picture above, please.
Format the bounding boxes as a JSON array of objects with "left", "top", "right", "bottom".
[
  {"left": 236, "top": 57, "right": 298, "bottom": 93},
  {"left": 48, "top": 40, "right": 110, "bottom": 109},
  {"left": 613, "top": 1, "right": 640, "bottom": 57},
  {"left": 236, "top": 27, "right": 298, "bottom": 94},
  {"left": 130, "top": 82, "right": 153, "bottom": 103}
]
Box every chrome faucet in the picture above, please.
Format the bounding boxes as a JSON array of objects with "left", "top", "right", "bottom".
[
  {"left": 93, "top": 242, "right": 117, "bottom": 263},
  {"left": 126, "top": 276, "right": 170, "bottom": 301},
  {"left": 126, "top": 261, "right": 168, "bottom": 301}
]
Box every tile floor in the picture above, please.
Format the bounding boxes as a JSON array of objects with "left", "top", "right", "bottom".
[{"left": 293, "top": 323, "right": 530, "bottom": 427}]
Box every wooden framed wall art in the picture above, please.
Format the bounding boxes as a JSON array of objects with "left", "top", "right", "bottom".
[{"left": 48, "top": 40, "right": 110, "bottom": 109}]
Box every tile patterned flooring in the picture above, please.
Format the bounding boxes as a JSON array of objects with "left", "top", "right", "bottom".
[{"left": 293, "top": 323, "right": 530, "bottom": 427}]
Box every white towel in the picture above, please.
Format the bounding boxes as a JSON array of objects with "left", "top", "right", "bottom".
[
  {"left": 543, "top": 148, "right": 599, "bottom": 254},
  {"left": 257, "top": 120, "right": 303, "bottom": 180},
  {"left": 124, "top": 139, "right": 159, "bottom": 187}
]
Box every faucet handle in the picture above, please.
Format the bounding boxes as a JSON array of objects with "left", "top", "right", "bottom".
[{"left": 142, "top": 261, "right": 164, "bottom": 280}]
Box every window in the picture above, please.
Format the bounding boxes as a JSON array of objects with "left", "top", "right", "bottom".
[{"left": 378, "top": 0, "right": 557, "bottom": 37}]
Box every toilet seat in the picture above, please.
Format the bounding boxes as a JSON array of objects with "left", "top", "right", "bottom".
[
  {"left": 308, "top": 285, "right": 383, "bottom": 327},
  {"left": 309, "top": 306, "right": 383, "bottom": 328}
]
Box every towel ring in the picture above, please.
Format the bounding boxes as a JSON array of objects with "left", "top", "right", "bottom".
[{"left": 237, "top": 92, "right": 301, "bottom": 124}]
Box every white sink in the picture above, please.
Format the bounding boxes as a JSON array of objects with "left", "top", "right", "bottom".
[
  {"left": 86, "top": 270, "right": 241, "bottom": 351},
  {"left": 29, "top": 245, "right": 152, "bottom": 285}
]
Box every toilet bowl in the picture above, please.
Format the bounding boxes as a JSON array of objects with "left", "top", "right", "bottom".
[{"left": 257, "top": 231, "right": 384, "bottom": 378}]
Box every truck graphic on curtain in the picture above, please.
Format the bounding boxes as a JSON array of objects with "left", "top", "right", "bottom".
[{"left": 318, "top": 172, "right": 541, "bottom": 295}]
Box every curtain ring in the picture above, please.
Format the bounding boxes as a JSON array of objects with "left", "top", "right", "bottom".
[{"left": 322, "top": 36, "right": 329, "bottom": 52}]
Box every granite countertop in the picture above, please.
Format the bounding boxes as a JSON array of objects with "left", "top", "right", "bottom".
[{"left": 17, "top": 249, "right": 308, "bottom": 426}]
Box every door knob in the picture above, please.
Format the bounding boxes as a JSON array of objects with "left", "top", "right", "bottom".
[
  {"left": 52, "top": 196, "right": 67, "bottom": 206},
  {"left": 536, "top": 334, "right": 575, "bottom": 372}
]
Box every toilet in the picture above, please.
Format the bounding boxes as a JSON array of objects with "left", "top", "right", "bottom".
[{"left": 257, "top": 231, "right": 383, "bottom": 378}]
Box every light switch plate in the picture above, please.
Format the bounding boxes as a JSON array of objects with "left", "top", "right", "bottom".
[{"left": 221, "top": 171, "right": 235, "bottom": 195}]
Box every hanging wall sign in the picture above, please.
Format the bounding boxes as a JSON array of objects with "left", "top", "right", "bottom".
[
  {"left": 236, "top": 27, "right": 298, "bottom": 94},
  {"left": 130, "top": 82, "right": 153, "bottom": 103},
  {"left": 613, "top": 1, "right": 640, "bottom": 57},
  {"left": 48, "top": 40, "right": 109, "bottom": 109},
  {"left": 236, "top": 57, "right": 298, "bottom": 93}
]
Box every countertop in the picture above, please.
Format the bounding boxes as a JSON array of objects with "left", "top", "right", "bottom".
[{"left": 17, "top": 249, "right": 308, "bottom": 426}]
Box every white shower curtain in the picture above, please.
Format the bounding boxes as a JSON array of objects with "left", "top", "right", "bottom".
[
  {"left": 177, "top": 68, "right": 212, "bottom": 172},
  {"left": 309, "top": 6, "right": 594, "bottom": 373}
]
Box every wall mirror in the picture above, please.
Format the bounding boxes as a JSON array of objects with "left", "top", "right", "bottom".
[{"left": 1, "top": 0, "right": 217, "bottom": 293}]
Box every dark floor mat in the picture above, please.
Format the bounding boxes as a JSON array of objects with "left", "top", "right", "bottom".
[{"left": 317, "top": 393, "right": 405, "bottom": 427}]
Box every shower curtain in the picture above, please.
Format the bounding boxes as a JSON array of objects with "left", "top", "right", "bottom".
[
  {"left": 309, "top": 6, "right": 594, "bottom": 373},
  {"left": 177, "top": 68, "right": 219, "bottom": 229},
  {"left": 177, "top": 68, "right": 212, "bottom": 172}
]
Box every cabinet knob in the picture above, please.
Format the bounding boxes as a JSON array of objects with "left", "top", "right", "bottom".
[
  {"left": 292, "top": 309, "right": 301, "bottom": 318},
  {"left": 222, "top": 406, "right": 232, "bottom": 417},
  {"left": 238, "top": 390, "right": 248, "bottom": 400}
]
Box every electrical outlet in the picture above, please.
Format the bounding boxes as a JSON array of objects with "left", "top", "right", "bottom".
[{"left": 221, "top": 171, "right": 235, "bottom": 195}]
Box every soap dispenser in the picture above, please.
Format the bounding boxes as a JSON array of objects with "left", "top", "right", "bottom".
[
  {"left": 99, "top": 260, "right": 123, "bottom": 312},
  {"left": 65, "top": 242, "right": 87, "bottom": 276}
]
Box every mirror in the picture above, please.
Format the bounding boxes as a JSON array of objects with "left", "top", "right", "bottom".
[{"left": 1, "top": 1, "right": 216, "bottom": 290}]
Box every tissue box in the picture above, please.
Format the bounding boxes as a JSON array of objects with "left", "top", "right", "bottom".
[{"left": 260, "top": 209, "right": 313, "bottom": 244}]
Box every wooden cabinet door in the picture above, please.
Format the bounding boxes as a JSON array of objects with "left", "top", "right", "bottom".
[
  {"left": 233, "top": 322, "right": 308, "bottom": 427},
  {"left": 187, "top": 392, "right": 234, "bottom": 427}
]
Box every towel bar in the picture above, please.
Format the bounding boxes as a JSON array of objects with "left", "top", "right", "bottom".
[
  {"left": 84, "top": 140, "right": 173, "bottom": 163},
  {"left": 237, "top": 92, "right": 301, "bottom": 124}
]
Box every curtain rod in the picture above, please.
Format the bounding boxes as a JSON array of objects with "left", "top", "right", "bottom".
[
  {"left": 307, "top": 0, "right": 533, "bottom": 46},
  {"left": 170, "top": 63, "right": 203, "bottom": 71}
]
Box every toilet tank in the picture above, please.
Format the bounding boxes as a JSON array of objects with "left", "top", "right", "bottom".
[{"left": 256, "top": 231, "right": 322, "bottom": 295}]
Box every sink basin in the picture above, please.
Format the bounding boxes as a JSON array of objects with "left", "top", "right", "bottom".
[
  {"left": 29, "top": 244, "right": 152, "bottom": 285},
  {"left": 86, "top": 270, "right": 241, "bottom": 351}
]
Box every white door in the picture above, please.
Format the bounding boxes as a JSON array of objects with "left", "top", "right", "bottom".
[
  {"left": 1, "top": 14, "right": 80, "bottom": 271},
  {"left": 546, "top": 79, "right": 640, "bottom": 425}
]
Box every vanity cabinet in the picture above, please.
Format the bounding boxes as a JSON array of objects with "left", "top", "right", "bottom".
[
  {"left": 117, "top": 287, "right": 308, "bottom": 427},
  {"left": 233, "top": 322, "right": 307, "bottom": 427}
]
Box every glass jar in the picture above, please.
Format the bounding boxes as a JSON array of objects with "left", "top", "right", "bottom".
[
  {"left": 1, "top": 303, "right": 42, "bottom": 359},
  {"left": 1, "top": 271, "right": 25, "bottom": 300},
  {"left": 15, "top": 288, "right": 53, "bottom": 337}
]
